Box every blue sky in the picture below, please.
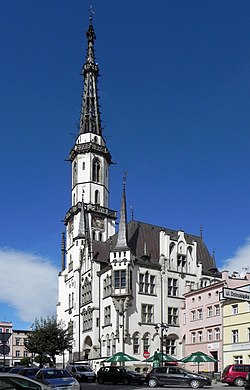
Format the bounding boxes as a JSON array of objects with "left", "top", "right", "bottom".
[{"left": 1, "top": 0, "right": 250, "bottom": 330}]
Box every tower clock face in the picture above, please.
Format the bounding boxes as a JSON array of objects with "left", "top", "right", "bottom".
[{"left": 92, "top": 216, "right": 104, "bottom": 229}]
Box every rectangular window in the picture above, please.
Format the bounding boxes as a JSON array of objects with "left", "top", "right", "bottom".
[
  {"left": 114, "top": 270, "right": 126, "bottom": 288},
  {"left": 15, "top": 338, "right": 21, "bottom": 346},
  {"left": 198, "top": 331, "right": 203, "bottom": 342},
  {"left": 197, "top": 309, "right": 203, "bottom": 320},
  {"left": 104, "top": 306, "right": 111, "bottom": 326},
  {"left": 214, "top": 304, "right": 220, "bottom": 316},
  {"left": 207, "top": 306, "right": 212, "bottom": 317},
  {"left": 139, "top": 273, "right": 155, "bottom": 294},
  {"left": 234, "top": 356, "right": 243, "bottom": 364},
  {"left": 16, "top": 350, "right": 20, "bottom": 357},
  {"left": 232, "top": 304, "right": 238, "bottom": 315},
  {"left": 191, "top": 332, "right": 196, "bottom": 343},
  {"left": 232, "top": 329, "right": 239, "bottom": 343},
  {"left": 168, "top": 307, "right": 178, "bottom": 325},
  {"left": 168, "top": 278, "right": 178, "bottom": 297},
  {"left": 166, "top": 339, "right": 176, "bottom": 355},
  {"left": 215, "top": 328, "right": 221, "bottom": 340},
  {"left": 207, "top": 329, "right": 213, "bottom": 341},
  {"left": 24, "top": 350, "right": 28, "bottom": 357},
  {"left": 191, "top": 310, "right": 196, "bottom": 321},
  {"left": 141, "top": 304, "right": 154, "bottom": 323}
]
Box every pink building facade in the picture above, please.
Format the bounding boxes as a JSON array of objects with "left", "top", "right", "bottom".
[{"left": 181, "top": 271, "right": 250, "bottom": 374}]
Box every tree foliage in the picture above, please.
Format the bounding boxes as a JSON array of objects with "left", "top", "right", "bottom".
[{"left": 25, "top": 316, "right": 72, "bottom": 367}]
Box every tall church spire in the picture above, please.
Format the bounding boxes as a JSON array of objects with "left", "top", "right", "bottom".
[
  {"left": 79, "top": 13, "right": 102, "bottom": 135},
  {"left": 114, "top": 176, "right": 129, "bottom": 250}
]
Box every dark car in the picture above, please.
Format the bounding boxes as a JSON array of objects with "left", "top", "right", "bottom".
[
  {"left": 97, "top": 366, "right": 145, "bottom": 385},
  {"left": 35, "top": 368, "right": 80, "bottom": 389},
  {"left": 222, "top": 364, "right": 250, "bottom": 387},
  {"left": 66, "top": 363, "right": 96, "bottom": 382},
  {"left": 18, "top": 367, "right": 41, "bottom": 379},
  {"left": 9, "top": 366, "right": 27, "bottom": 374},
  {"left": 0, "top": 366, "right": 12, "bottom": 372},
  {"left": 245, "top": 373, "right": 250, "bottom": 390},
  {"left": 146, "top": 365, "right": 212, "bottom": 388}
]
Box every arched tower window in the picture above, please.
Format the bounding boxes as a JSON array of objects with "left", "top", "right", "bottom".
[
  {"left": 92, "top": 158, "right": 101, "bottom": 182},
  {"left": 95, "top": 190, "right": 100, "bottom": 204},
  {"left": 92, "top": 231, "right": 96, "bottom": 240}
]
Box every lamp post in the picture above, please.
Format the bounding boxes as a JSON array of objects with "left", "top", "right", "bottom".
[{"left": 155, "top": 323, "right": 169, "bottom": 366}]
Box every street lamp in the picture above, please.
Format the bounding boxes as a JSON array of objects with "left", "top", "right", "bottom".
[{"left": 155, "top": 323, "right": 169, "bottom": 366}]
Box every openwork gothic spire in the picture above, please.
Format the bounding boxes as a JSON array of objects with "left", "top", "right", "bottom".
[
  {"left": 114, "top": 175, "right": 129, "bottom": 250},
  {"left": 79, "top": 15, "right": 102, "bottom": 135}
]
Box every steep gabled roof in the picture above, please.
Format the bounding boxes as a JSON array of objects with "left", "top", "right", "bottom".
[{"left": 92, "top": 220, "right": 216, "bottom": 275}]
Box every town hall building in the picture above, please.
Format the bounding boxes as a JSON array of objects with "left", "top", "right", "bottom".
[{"left": 56, "top": 16, "right": 221, "bottom": 369}]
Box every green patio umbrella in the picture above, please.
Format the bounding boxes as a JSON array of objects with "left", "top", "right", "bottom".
[
  {"left": 104, "top": 352, "right": 140, "bottom": 363},
  {"left": 143, "top": 351, "right": 178, "bottom": 363},
  {"left": 180, "top": 351, "right": 217, "bottom": 372}
]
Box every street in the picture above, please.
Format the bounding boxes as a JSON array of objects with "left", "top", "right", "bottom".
[{"left": 80, "top": 381, "right": 229, "bottom": 390}]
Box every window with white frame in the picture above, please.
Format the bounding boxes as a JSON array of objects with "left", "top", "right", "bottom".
[
  {"left": 82, "top": 310, "right": 92, "bottom": 331},
  {"left": 114, "top": 270, "right": 126, "bottom": 288},
  {"left": 234, "top": 355, "right": 243, "bottom": 364},
  {"left": 143, "top": 334, "right": 150, "bottom": 352},
  {"left": 104, "top": 306, "right": 111, "bottom": 326},
  {"left": 103, "top": 275, "right": 112, "bottom": 298},
  {"left": 207, "top": 306, "right": 212, "bottom": 317},
  {"left": 191, "top": 310, "right": 196, "bottom": 321},
  {"left": 139, "top": 273, "right": 155, "bottom": 294},
  {"left": 197, "top": 309, "right": 203, "bottom": 320},
  {"left": 214, "top": 304, "right": 220, "bottom": 316},
  {"left": 232, "top": 329, "right": 238, "bottom": 343},
  {"left": 232, "top": 304, "right": 238, "bottom": 315},
  {"left": 214, "top": 328, "right": 221, "bottom": 340},
  {"left": 112, "top": 337, "right": 116, "bottom": 355},
  {"left": 207, "top": 329, "right": 213, "bottom": 341},
  {"left": 168, "top": 278, "right": 178, "bottom": 296},
  {"left": 107, "top": 338, "right": 111, "bottom": 356},
  {"left": 198, "top": 331, "right": 203, "bottom": 342},
  {"left": 82, "top": 278, "right": 92, "bottom": 304},
  {"left": 166, "top": 339, "right": 176, "bottom": 355},
  {"left": 16, "top": 350, "right": 20, "bottom": 357},
  {"left": 133, "top": 333, "right": 140, "bottom": 354},
  {"left": 168, "top": 307, "right": 178, "bottom": 325},
  {"left": 141, "top": 304, "right": 154, "bottom": 323},
  {"left": 191, "top": 332, "right": 196, "bottom": 343}
]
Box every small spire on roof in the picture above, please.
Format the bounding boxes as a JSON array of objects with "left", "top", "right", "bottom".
[
  {"left": 200, "top": 224, "right": 203, "bottom": 239},
  {"left": 130, "top": 205, "right": 134, "bottom": 221}
]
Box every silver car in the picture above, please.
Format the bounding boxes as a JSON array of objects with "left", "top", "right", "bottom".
[{"left": 0, "top": 373, "right": 51, "bottom": 389}]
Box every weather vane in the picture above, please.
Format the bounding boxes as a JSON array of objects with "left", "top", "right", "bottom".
[{"left": 89, "top": 5, "right": 95, "bottom": 24}]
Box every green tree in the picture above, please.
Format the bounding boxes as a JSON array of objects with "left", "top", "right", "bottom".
[{"left": 25, "top": 316, "right": 72, "bottom": 367}]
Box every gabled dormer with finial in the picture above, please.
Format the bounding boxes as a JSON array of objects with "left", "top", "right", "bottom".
[{"left": 64, "top": 12, "right": 116, "bottom": 258}]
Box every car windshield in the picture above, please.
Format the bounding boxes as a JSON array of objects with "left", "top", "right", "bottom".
[
  {"left": 76, "top": 366, "right": 92, "bottom": 372},
  {"left": 44, "top": 369, "right": 71, "bottom": 378}
]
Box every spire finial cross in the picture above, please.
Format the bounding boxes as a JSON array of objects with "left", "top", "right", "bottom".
[{"left": 89, "top": 5, "right": 95, "bottom": 24}]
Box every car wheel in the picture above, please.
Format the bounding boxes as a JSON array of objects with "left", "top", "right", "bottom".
[
  {"left": 190, "top": 379, "right": 201, "bottom": 388},
  {"left": 97, "top": 377, "right": 104, "bottom": 384},
  {"left": 123, "top": 378, "right": 130, "bottom": 385},
  {"left": 148, "top": 378, "right": 158, "bottom": 388},
  {"left": 234, "top": 378, "right": 245, "bottom": 387}
]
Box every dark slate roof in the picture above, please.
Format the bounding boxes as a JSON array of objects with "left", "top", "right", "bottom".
[{"left": 92, "top": 220, "right": 216, "bottom": 275}]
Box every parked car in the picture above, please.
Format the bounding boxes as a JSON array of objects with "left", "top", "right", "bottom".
[
  {"left": 0, "top": 366, "right": 12, "bottom": 372},
  {"left": 66, "top": 363, "right": 96, "bottom": 382},
  {"left": 97, "top": 366, "right": 145, "bottom": 385},
  {"left": 222, "top": 364, "right": 250, "bottom": 387},
  {"left": 146, "top": 365, "right": 212, "bottom": 388},
  {"left": 9, "top": 365, "right": 27, "bottom": 374},
  {"left": 18, "top": 367, "right": 41, "bottom": 379},
  {"left": 245, "top": 373, "right": 250, "bottom": 390},
  {"left": 35, "top": 368, "right": 80, "bottom": 389},
  {"left": 0, "top": 373, "right": 51, "bottom": 389}
]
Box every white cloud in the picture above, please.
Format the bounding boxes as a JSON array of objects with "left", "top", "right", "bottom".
[
  {"left": 219, "top": 237, "right": 250, "bottom": 276},
  {"left": 0, "top": 248, "right": 58, "bottom": 323}
]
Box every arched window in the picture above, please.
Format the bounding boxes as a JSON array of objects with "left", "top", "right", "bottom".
[
  {"left": 99, "top": 232, "right": 102, "bottom": 242},
  {"left": 133, "top": 332, "right": 140, "bottom": 354},
  {"left": 95, "top": 190, "right": 100, "bottom": 204},
  {"left": 73, "top": 193, "right": 76, "bottom": 205},
  {"left": 92, "top": 158, "right": 101, "bottom": 182},
  {"left": 143, "top": 333, "right": 150, "bottom": 352}
]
